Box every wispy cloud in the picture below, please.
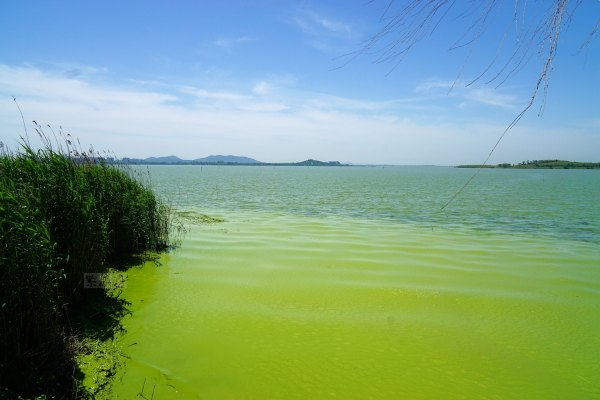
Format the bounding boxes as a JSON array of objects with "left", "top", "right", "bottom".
[
  {"left": 305, "top": 93, "right": 430, "bottom": 113},
  {"left": 178, "top": 84, "right": 288, "bottom": 112},
  {"left": 0, "top": 64, "right": 175, "bottom": 106},
  {"left": 1, "top": 64, "right": 596, "bottom": 164},
  {"left": 415, "top": 79, "right": 520, "bottom": 109},
  {"left": 179, "top": 86, "right": 250, "bottom": 102},
  {"left": 294, "top": 10, "right": 352, "bottom": 37},
  {"left": 414, "top": 80, "right": 455, "bottom": 93},
  {"left": 241, "top": 102, "right": 289, "bottom": 113},
  {"left": 292, "top": 9, "right": 356, "bottom": 54},
  {"left": 214, "top": 35, "right": 255, "bottom": 49},
  {"left": 252, "top": 81, "right": 272, "bottom": 96}
]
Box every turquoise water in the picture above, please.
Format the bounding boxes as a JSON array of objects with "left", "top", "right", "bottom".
[
  {"left": 110, "top": 166, "right": 600, "bottom": 399},
  {"left": 150, "top": 166, "right": 599, "bottom": 242}
]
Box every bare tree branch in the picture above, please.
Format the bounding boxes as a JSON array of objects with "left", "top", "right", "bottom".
[{"left": 356, "top": 0, "right": 596, "bottom": 209}]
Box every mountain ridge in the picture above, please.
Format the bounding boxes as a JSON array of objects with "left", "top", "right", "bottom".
[
  {"left": 193, "top": 155, "right": 261, "bottom": 164},
  {"left": 122, "top": 154, "right": 261, "bottom": 164},
  {"left": 120, "top": 155, "right": 347, "bottom": 166}
]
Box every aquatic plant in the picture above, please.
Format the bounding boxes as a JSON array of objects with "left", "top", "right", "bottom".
[{"left": 0, "top": 130, "right": 177, "bottom": 398}]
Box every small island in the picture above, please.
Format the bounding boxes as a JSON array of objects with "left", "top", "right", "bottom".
[{"left": 457, "top": 160, "right": 600, "bottom": 169}]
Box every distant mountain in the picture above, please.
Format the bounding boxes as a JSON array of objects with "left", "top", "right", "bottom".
[
  {"left": 121, "top": 154, "right": 261, "bottom": 164},
  {"left": 144, "top": 155, "right": 183, "bottom": 163},
  {"left": 120, "top": 155, "right": 348, "bottom": 166},
  {"left": 293, "top": 159, "right": 342, "bottom": 166},
  {"left": 193, "top": 155, "right": 261, "bottom": 164}
]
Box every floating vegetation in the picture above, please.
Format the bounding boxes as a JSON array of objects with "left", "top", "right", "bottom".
[
  {"left": 175, "top": 210, "right": 225, "bottom": 225},
  {"left": 72, "top": 336, "right": 125, "bottom": 399}
]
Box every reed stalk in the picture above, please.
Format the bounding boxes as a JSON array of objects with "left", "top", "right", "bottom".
[{"left": 0, "top": 132, "right": 176, "bottom": 398}]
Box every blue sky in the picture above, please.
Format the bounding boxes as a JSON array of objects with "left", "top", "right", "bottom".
[{"left": 0, "top": 0, "right": 598, "bottom": 164}]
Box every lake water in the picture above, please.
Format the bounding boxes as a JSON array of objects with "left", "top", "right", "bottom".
[{"left": 110, "top": 166, "right": 600, "bottom": 399}]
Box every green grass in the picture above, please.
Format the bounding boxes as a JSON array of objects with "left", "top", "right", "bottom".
[{"left": 0, "top": 134, "right": 179, "bottom": 398}]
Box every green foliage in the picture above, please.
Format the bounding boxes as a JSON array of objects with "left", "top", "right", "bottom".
[
  {"left": 457, "top": 160, "right": 600, "bottom": 169},
  {"left": 513, "top": 160, "right": 600, "bottom": 169},
  {"left": 0, "top": 138, "right": 175, "bottom": 398}
]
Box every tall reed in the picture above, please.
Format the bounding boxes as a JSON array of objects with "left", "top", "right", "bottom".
[{"left": 0, "top": 134, "right": 175, "bottom": 398}]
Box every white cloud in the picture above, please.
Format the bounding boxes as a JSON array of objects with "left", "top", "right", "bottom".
[
  {"left": 415, "top": 79, "right": 520, "bottom": 109},
  {"left": 305, "top": 93, "right": 426, "bottom": 113},
  {"left": 414, "top": 80, "right": 455, "bottom": 93},
  {"left": 0, "top": 65, "right": 176, "bottom": 110},
  {"left": 306, "top": 11, "right": 352, "bottom": 36},
  {"left": 179, "top": 86, "right": 250, "bottom": 102},
  {"left": 214, "top": 35, "right": 255, "bottom": 49},
  {"left": 293, "top": 9, "right": 356, "bottom": 53},
  {"left": 466, "top": 88, "right": 518, "bottom": 109},
  {"left": 252, "top": 81, "right": 272, "bottom": 95},
  {"left": 294, "top": 10, "right": 352, "bottom": 37},
  {"left": 1, "top": 64, "right": 597, "bottom": 165},
  {"left": 241, "top": 102, "right": 289, "bottom": 112}
]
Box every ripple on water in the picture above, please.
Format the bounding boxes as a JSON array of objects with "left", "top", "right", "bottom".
[{"left": 111, "top": 210, "right": 600, "bottom": 399}]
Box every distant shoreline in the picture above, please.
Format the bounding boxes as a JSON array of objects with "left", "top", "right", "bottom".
[
  {"left": 121, "top": 159, "right": 350, "bottom": 167},
  {"left": 457, "top": 160, "right": 600, "bottom": 169},
  {"left": 118, "top": 158, "right": 600, "bottom": 169}
]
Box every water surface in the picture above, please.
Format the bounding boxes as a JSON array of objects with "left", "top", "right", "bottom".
[{"left": 111, "top": 166, "right": 600, "bottom": 399}]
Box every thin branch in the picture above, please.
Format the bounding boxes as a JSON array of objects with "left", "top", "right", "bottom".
[{"left": 358, "top": 0, "right": 592, "bottom": 209}]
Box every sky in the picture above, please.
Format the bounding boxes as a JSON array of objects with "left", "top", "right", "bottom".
[{"left": 0, "top": 0, "right": 598, "bottom": 165}]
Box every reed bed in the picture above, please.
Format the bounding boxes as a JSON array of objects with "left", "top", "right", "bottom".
[{"left": 0, "top": 132, "right": 176, "bottom": 398}]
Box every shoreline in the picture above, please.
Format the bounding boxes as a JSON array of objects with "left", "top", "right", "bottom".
[{"left": 457, "top": 159, "right": 600, "bottom": 169}]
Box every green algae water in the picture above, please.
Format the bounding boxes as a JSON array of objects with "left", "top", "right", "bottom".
[{"left": 110, "top": 166, "right": 600, "bottom": 399}]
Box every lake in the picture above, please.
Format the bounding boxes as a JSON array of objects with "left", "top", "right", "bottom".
[{"left": 110, "top": 166, "right": 600, "bottom": 399}]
